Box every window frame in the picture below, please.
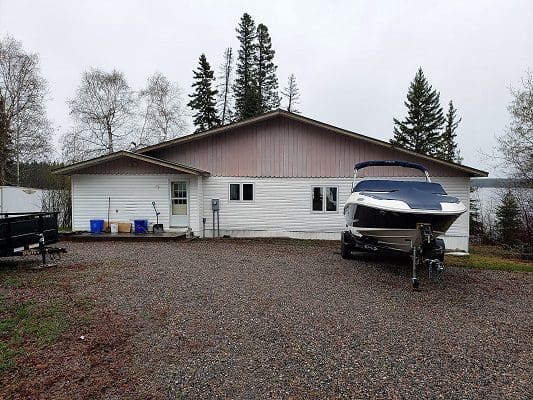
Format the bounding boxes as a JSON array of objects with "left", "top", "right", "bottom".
[
  {"left": 311, "top": 185, "right": 339, "bottom": 213},
  {"left": 228, "top": 182, "right": 255, "bottom": 202}
]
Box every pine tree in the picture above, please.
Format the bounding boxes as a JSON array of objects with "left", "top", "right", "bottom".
[
  {"left": 281, "top": 74, "right": 300, "bottom": 113},
  {"left": 391, "top": 68, "right": 445, "bottom": 157},
  {"left": 469, "top": 187, "right": 484, "bottom": 240},
  {"left": 439, "top": 100, "right": 462, "bottom": 162},
  {"left": 255, "top": 23, "right": 279, "bottom": 112},
  {"left": 233, "top": 13, "right": 260, "bottom": 120},
  {"left": 495, "top": 189, "right": 522, "bottom": 244},
  {"left": 217, "top": 47, "right": 234, "bottom": 125},
  {"left": 188, "top": 54, "right": 220, "bottom": 132}
]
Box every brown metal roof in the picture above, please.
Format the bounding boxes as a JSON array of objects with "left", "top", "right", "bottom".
[{"left": 52, "top": 151, "right": 211, "bottom": 176}]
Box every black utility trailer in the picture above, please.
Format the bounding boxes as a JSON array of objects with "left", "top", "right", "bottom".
[{"left": 0, "top": 212, "right": 66, "bottom": 266}]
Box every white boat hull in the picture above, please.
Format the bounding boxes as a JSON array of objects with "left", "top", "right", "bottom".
[{"left": 344, "top": 192, "right": 466, "bottom": 253}]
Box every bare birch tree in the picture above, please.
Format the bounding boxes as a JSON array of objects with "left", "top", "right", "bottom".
[
  {"left": 281, "top": 74, "right": 300, "bottom": 113},
  {"left": 137, "top": 72, "right": 187, "bottom": 146},
  {"left": 0, "top": 35, "right": 52, "bottom": 185},
  {"left": 63, "top": 68, "right": 135, "bottom": 161},
  {"left": 217, "top": 47, "right": 234, "bottom": 125},
  {"left": 498, "top": 71, "right": 533, "bottom": 186}
]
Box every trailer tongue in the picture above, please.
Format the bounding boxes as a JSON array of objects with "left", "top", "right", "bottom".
[{"left": 0, "top": 212, "right": 66, "bottom": 267}]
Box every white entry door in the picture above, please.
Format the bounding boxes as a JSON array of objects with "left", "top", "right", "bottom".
[{"left": 170, "top": 181, "right": 188, "bottom": 227}]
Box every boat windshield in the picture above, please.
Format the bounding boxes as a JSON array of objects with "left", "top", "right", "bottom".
[{"left": 352, "top": 180, "right": 447, "bottom": 194}]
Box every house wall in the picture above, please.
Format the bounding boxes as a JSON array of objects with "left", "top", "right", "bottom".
[
  {"left": 71, "top": 173, "right": 470, "bottom": 251},
  {"left": 150, "top": 117, "right": 468, "bottom": 178},
  {"left": 71, "top": 174, "right": 200, "bottom": 233},
  {"left": 200, "top": 176, "right": 470, "bottom": 251}
]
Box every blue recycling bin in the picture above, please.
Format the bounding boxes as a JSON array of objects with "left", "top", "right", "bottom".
[
  {"left": 90, "top": 219, "right": 104, "bottom": 233},
  {"left": 134, "top": 219, "right": 149, "bottom": 234}
]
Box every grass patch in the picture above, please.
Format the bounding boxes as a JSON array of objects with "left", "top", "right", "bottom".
[
  {"left": 446, "top": 245, "right": 533, "bottom": 272},
  {"left": 0, "top": 296, "right": 71, "bottom": 373},
  {"left": 1, "top": 276, "right": 24, "bottom": 289}
]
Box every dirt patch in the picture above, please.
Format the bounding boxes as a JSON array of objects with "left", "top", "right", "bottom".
[
  {"left": 1, "top": 310, "right": 139, "bottom": 399},
  {"left": 0, "top": 260, "right": 143, "bottom": 400}
]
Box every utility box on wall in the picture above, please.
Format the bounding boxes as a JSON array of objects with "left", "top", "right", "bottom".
[{"left": 211, "top": 199, "right": 220, "bottom": 211}]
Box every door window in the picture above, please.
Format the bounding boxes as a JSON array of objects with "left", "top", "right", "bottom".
[{"left": 171, "top": 182, "right": 187, "bottom": 215}]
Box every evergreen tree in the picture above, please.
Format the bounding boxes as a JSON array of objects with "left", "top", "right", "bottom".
[
  {"left": 217, "top": 47, "right": 234, "bottom": 125},
  {"left": 233, "top": 13, "right": 260, "bottom": 120},
  {"left": 391, "top": 68, "right": 445, "bottom": 157},
  {"left": 469, "top": 187, "right": 484, "bottom": 240},
  {"left": 495, "top": 189, "right": 522, "bottom": 244},
  {"left": 439, "top": 100, "right": 462, "bottom": 162},
  {"left": 255, "top": 23, "right": 279, "bottom": 112},
  {"left": 188, "top": 54, "right": 220, "bottom": 132},
  {"left": 281, "top": 74, "right": 300, "bottom": 113}
]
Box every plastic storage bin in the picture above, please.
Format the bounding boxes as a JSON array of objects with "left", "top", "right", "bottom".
[
  {"left": 90, "top": 219, "right": 104, "bottom": 233},
  {"left": 133, "top": 219, "right": 149, "bottom": 234}
]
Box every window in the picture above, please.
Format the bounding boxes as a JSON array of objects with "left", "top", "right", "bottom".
[
  {"left": 229, "top": 183, "right": 254, "bottom": 201},
  {"left": 326, "top": 187, "right": 337, "bottom": 211},
  {"left": 243, "top": 184, "right": 254, "bottom": 201},
  {"left": 312, "top": 186, "right": 338, "bottom": 212},
  {"left": 229, "top": 183, "right": 240, "bottom": 201},
  {"left": 312, "top": 187, "right": 323, "bottom": 211}
]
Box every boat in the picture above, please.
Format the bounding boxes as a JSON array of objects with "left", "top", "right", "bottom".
[{"left": 341, "top": 160, "right": 467, "bottom": 288}]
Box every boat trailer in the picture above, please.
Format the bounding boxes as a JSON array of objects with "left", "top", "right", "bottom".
[{"left": 342, "top": 223, "right": 445, "bottom": 289}]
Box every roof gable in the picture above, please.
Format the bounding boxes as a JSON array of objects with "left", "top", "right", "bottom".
[
  {"left": 53, "top": 151, "right": 210, "bottom": 176},
  {"left": 138, "top": 110, "right": 487, "bottom": 177}
]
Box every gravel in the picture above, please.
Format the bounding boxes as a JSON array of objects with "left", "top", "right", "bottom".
[{"left": 59, "top": 239, "right": 532, "bottom": 399}]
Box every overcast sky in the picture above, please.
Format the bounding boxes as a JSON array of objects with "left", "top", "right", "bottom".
[{"left": 1, "top": 0, "right": 532, "bottom": 176}]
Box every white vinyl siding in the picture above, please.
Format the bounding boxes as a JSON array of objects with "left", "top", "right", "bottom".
[
  {"left": 201, "top": 176, "right": 470, "bottom": 251},
  {"left": 71, "top": 174, "right": 470, "bottom": 251},
  {"left": 71, "top": 174, "right": 200, "bottom": 233}
]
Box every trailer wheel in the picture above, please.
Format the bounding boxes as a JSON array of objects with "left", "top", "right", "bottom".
[{"left": 341, "top": 231, "right": 354, "bottom": 259}]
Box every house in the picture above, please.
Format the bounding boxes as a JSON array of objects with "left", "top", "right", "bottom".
[{"left": 54, "top": 110, "right": 488, "bottom": 251}]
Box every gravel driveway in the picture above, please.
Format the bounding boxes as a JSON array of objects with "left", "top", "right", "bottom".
[{"left": 58, "top": 239, "right": 532, "bottom": 399}]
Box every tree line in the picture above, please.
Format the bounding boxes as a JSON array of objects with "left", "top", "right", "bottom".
[
  {"left": 470, "top": 71, "right": 532, "bottom": 251},
  {"left": 188, "top": 13, "right": 300, "bottom": 132}
]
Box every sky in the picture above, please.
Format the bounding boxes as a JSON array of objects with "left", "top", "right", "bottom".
[{"left": 1, "top": 0, "right": 532, "bottom": 176}]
